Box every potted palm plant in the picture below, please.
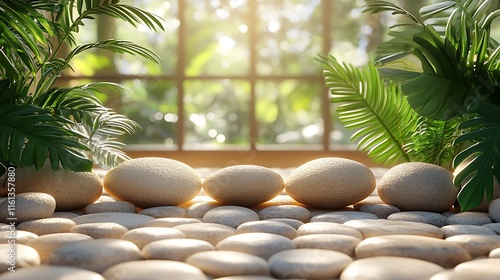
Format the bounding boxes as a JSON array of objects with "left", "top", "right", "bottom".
[{"left": 319, "top": 0, "right": 500, "bottom": 211}]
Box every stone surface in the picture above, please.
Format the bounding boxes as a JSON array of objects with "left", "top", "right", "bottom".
[
  {"left": 102, "top": 260, "right": 208, "bottom": 280},
  {"left": 292, "top": 234, "right": 361, "bottom": 256},
  {"left": 174, "top": 223, "right": 236, "bottom": 245},
  {"left": 0, "top": 265, "right": 105, "bottom": 280},
  {"left": 387, "top": 211, "right": 447, "bottom": 227},
  {"left": 355, "top": 235, "right": 471, "bottom": 267},
  {"left": 258, "top": 205, "right": 311, "bottom": 222},
  {"left": 344, "top": 219, "right": 444, "bottom": 239},
  {"left": 103, "top": 157, "right": 202, "bottom": 208},
  {"left": 377, "top": 162, "right": 457, "bottom": 212},
  {"left": 51, "top": 212, "right": 81, "bottom": 219},
  {"left": 311, "top": 211, "right": 378, "bottom": 223},
  {"left": 25, "top": 233, "right": 93, "bottom": 263},
  {"left": 285, "top": 158, "right": 376, "bottom": 209},
  {"left": 72, "top": 213, "right": 154, "bottom": 229},
  {"left": 48, "top": 239, "right": 143, "bottom": 273},
  {"left": 144, "top": 217, "right": 202, "bottom": 228},
  {"left": 213, "top": 277, "right": 276, "bottom": 280},
  {"left": 17, "top": 218, "right": 76, "bottom": 235},
  {"left": 446, "top": 212, "right": 492, "bottom": 225},
  {"left": 454, "top": 259, "right": 500, "bottom": 279},
  {"left": 142, "top": 238, "right": 215, "bottom": 261},
  {"left": 202, "top": 206, "right": 259, "bottom": 228},
  {"left": 441, "top": 224, "right": 497, "bottom": 238},
  {"left": 358, "top": 203, "right": 401, "bottom": 219},
  {"left": 266, "top": 218, "right": 304, "bottom": 229},
  {"left": 203, "top": 165, "right": 284, "bottom": 206},
  {"left": 187, "top": 201, "right": 223, "bottom": 219},
  {"left": 14, "top": 162, "right": 102, "bottom": 211},
  {"left": 84, "top": 201, "right": 136, "bottom": 214},
  {"left": 445, "top": 234, "right": 500, "bottom": 258},
  {"left": 236, "top": 220, "right": 297, "bottom": 239},
  {"left": 0, "top": 230, "right": 37, "bottom": 244},
  {"left": 340, "top": 256, "right": 445, "bottom": 280},
  {"left": 138, "top": 206, "right": 186, "bottom": 218},
  {"left": 186, "top": 250, "right": 270, "bottom": 278},
  {"left": 297, "top": 222, "right": 363, "bottom": 239},
  {"left": 489, "top": 198, "right": 500, "bottom": 222},
  {"left": 0, "top": 192, "right": 55, "bottom": 223},
  {"left": 483, "top": 223, "right": 500, "bottom": 234},
  {"left": 216, "top": 232, "right": 295, "bottom": 259},
  {"left": 489, "top": 247, "right": 500, "bottom": 258},
  {"left": 0, "top": 243, "right": 40, "bottom": 271},
  {"left": 269, "top": 248, "right": 352, "bottom": 279},
  {"left": 70, "top": 222, "right": 129, "bottom": 239},
  {"left": 121, "top": 227, "right": 185, "bottom": 249}
]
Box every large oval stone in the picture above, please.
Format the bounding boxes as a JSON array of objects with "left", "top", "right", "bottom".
[
  {"left": 285, "top": 158, "right": 375, "bottom": 209},
  {"left": 103, "top": 157, "right": 202, "bottom": 208},
  {"left": 0, "top": 192, "right": 55, "bottom": 223},
  {"left": 102, "top": 260, "right": 208, "bottom": 280}
]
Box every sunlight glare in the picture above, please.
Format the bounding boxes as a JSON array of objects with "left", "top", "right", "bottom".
[
  {"left": 216, "top": 134, "right": 226, "bottom": 143},
  {"left": 268, "top": 21, "right": 281, "bottom": 33},
  {"left": 239, "top": 24, "right": 248, "bottom": 33}
]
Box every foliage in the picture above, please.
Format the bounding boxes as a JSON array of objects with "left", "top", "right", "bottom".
[
  {"left": 0, "top": 0, "right": 164, "bottom": 175},
  {"left": 321, "top": 0, "right": 500, "bottom": 211}
]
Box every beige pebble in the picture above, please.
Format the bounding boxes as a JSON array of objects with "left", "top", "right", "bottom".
[
  {"left": 138, "top": 206, "right": 186, "bottom": 218},
  {"left": 0, "top": 244, "right": 40, "bottom": 271},
  {"left": 17, "top": 218, "right": 76, "bottom": 235},
  {"left": 121, "top": 227, "right": 185, "bottom": 249},
  {"left": 441, "top": 224, "right": 497, "bottom": 238},
  {"left": 213, "top": 277, "right": 277, "bottom": 280},
  {"left": 355, "top": 235, "right": 471, "bottom": 267},
  {"left": 285, "top": 158, "right": 376, "bottom": 209},
  {"left": 202, "top": 206, "right": 259, "bottom": 228},
  {"left": 48, "top": 238, "right": 143, "bottom": 273},
  {"left": 445, "top": 234, "right": 500, "bottom": 258},
  {"left": 297, "top": 222, "right": 363, "bottom": 239},
  {"left": 51, "top": 212, "right": 81, "bottom": 219},
  {"left": 72, "top": 212, "right": 154, "bottom": 229},
  {"left": 174, "top": 223, "right": 236, "bottom": 245},
  {"left": 292, "top": 234, "right": 361, "bottom": 257},
  {"left": 0, "top": 192, "right": 55, "bottom": 223},
  {"left": 343, "top": 219, "right": 444, "bottom": 239},
  {"left": 84, "top": 201, "right": 136, "bottom": 214},
  {"left": 454, "top": 258, "right": 500, "bottom": 279},
  {"left": 25, "top": 233, "right": 93, "bottom": 263},
  {"left": 489, "top": 198, "right": 500, "bottom": 222},
  {"left": 353, "top": 195, "right": 385, "bottom": 209},
  {"left": 311, "top": 211, "right": 378, "bottom": 223},
  {"left": 0, "top": 230, "right": 37, "bottom": 244},
  {"left": 186, "top": 250, "right": 270, "bottom": 278},
  {"left": 0, "top": 265, "right": 105, "bottom": 280},
  {"left": 269, "top": 248, "right": 352, "bottom": 279},
  {"left": 236, "top": 221, "right": 297, "bottom": 239},
  {"left": 446, "top": 212, "right": 492, "bottom": 225},
  {"left": 340, "top": 256, "right": 444, "bottom": 280},
  {"left": 102, "top": 260, "right": 208, "bottom": 280},
  {"left": 489, "top": 247, "right": 500, "bottom": 258},
  {"left": 103, "top": 157, "right": 202, "bottom": 208},
  {"left": 266, "top": 218, "right": 304, "bottom": 229},
  {"left": 216, "top": 232, "right": 295, "bottom": 260},
  {"left": 358, "top": 203, "right": 401, "bottom": 219},
  {"left": 70, "top": 222, "right": 129, "bottom": 239},
  {"left": 144, "top": 217, "right": 202, "bottom": 228},
  {"left": 387, "top": 211, "right": 447, "bottom": 227},
  {"left": 258, "top": 205, "right": 311, "bottom": 222},
  {"left": 142, "top": 238, "right": 215, "bottom": 261},
  {"left": 187, "top": 201, "right": 223, "bottom": 219}
]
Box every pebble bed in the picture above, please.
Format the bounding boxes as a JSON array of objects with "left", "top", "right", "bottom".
[{"left": 1, "top": 159, "right": 500, "bottom": 280}]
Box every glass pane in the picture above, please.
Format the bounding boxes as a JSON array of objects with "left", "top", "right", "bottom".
[
  {"left": 256, "top": 80, "right": 322, "bottom": 146},
  {"left": 185, "top": 0, "right": 249, "bottom": 76},
  {"left": 184, "top": 80, "right": 250, "bottom": 148}
]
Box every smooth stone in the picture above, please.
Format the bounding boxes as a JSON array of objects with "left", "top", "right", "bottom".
[
  {"left": 377, "top": 162, "right": 457, "bottom": 212},
  {"left": 445, "top": 234, "right": 500, "bottom": 258},
  {"left": 0, "top": 223, "right": 11, "bottom": 231},
  {"left": 14, "top": 162, "right": 102, "bottom": 211},
  {"left": 292, "top": 234, "right": 361, "bottom": 257},
  {"left": 269, "top": 248, "right": 352, "bottom": 279},
  {"left": 142, "top": 238, "right": 215, "bottom": 261},
  {"left": 25, "top": 233, "right": 93, "bottom": 263},
  {"left": 441, "top": 224, "right": 497, "bottom": 238},
  {"left": 483, "top": 223, "right": 500, "bottom": 234},
  {"left": 285, "top": 157, "right": 376, "bottom": 209},
  {"left": 187, "top": 201, "right": 223, "bottom": 219},
  {"left": 0, "top": 230, "right": 37, "bottom": 244},
  {"left": 202, "top": 206, "right": 259, "bottom": 228},
  {"left": 216, "top": 232, "right": 295, "bottom": 260},
  {"left": 358, "top": 203, "right": 401, "bottom": 219},
  {"left": 446, "top": 212, "right": 492, "bottom": 225},
  {"left": 236, "top": 221, "right": 297, "bottom": 239},
  {"left": 17, "top": 218, "right": 76, "bottom": 235},
  {"left": 344, "top": 219, "right": 444, "bottom": 239},
  {"left": 102, "top": 260, "right": 208, "bottom": 280},
  {"left": 70, "top": 222, "right": 129, "bottom": 239},
  {"left": 51, "top": 212, "right": 81, "bottom": 219},
  {"left": 145, "top": 217, "right": 202, "bottom": 228},
  {"left": 174, "top": 223, "right": 236, "bottom": 245},
  {"left": 489, "top": 198, "right": 500, "bottom": 222},
  {"left": 84, "top": 201, "right": 136, "bottom": 214},
  {"left": 48, "top": 239, "right": 143, "bottom": 273},
  {"left": 186, "top": 250, "right": 270, "bottom": 278},
  {"left": 266, "top": 218, "right": 304, "bottom": 229},
  {"left": 72, "top": 213, "right": 154, "bottom": 229},
  {"left": 121, "top": 227, "right": 185, "bottom": 249},
  {"left": 0, "top": 192, "right": 55, "bottom": 223},
  {"left": 0, "top": 244, "right": 40, "bottom": 271},
  {"left": 103, "top": 157, "right": 202, "bottom": 208},
  {"left": 353, "top": 195, "right": 385, "bottom": 209},
  {"left": 213, "top": 277, "right": 277, "bottom": 280},
  {"left": 258, "top": 205, "right": 311, "bottom": 222},
  {"left": 138, "top": 206, "right": 186, "bottom": 218},
  {"left": 203, "top": 165, "right": 284, "bottom": 207},
  {"left": 297, "top": 222, "right": 363, "bottom": 239},
  {"left": 311, "top": 211, "right": 378, "bottom": 223},
  {"left": 490, "top": 247, "right": 500, "bottom": 258},
  {"left": 340, "top": 256, "right": 445, "bottom": 280},
  {"left": 0, "top": 265, "right": 105, "bottom": 280},
  {"left": 355, "top": 235, "right": 471, "bottom": 267},
  {"left": 387, "top": 211, "right": 447, "bottom": 227},
  {"left": 454, "top": 259, "right": 500, "bottom": 279}
]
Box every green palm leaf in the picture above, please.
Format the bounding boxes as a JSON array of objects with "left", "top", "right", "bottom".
[{"left": 318, "top": 55, "right": 418, "bottom": 165}]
